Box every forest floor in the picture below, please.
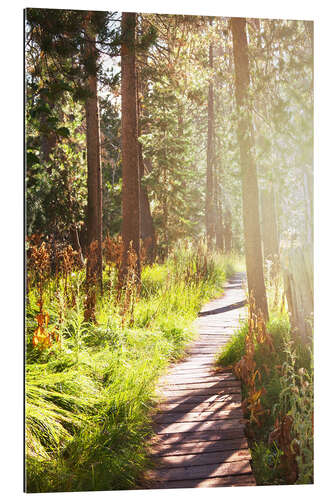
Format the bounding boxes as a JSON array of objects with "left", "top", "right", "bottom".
[{"left": 145, "top": 273, "right": 256, "bottom": 488}]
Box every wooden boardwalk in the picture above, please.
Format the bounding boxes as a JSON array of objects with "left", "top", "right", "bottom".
[{"left": 147, "top": 272, "right": 255, "bottom": 489}]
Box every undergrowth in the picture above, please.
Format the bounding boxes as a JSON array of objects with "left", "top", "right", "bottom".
[
  {"left": 25, "top": 242, "right": 238, "bottom": 492},
  {"left": 216, "top": 290, "right": 313, "bottom": 486}
]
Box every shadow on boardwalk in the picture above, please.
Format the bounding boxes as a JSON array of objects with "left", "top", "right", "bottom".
[{"left": 198, "top": 300, "right": 247, "bottom": 317}]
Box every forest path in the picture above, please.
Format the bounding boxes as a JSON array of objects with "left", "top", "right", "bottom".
[{"left": 146, "top": 272, "right": 256, "bottom": 488}]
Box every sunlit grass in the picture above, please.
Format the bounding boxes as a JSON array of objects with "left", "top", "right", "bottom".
[{"left": 25, "top": 245, "right": 238, "bottom": 492}]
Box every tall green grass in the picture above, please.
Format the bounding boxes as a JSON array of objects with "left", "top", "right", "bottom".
[{"left": 25, "top": 247, "right": 238, "bottom": 492}]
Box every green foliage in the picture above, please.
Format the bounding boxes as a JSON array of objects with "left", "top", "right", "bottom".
[
  {"left": 251, "top": 441, "right": 284, "bottom": 485},
  {"left": 26, "top": 93, "right": 87, "bottom": 236},
  {"left": 277, "top": 341, "right": 313, "bottom": 484},
  {"left": 99, "top": 95, "right": 122, "bottom": 236}
]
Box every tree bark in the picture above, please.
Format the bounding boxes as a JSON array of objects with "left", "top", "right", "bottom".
[
  {"left": 231, "top": 17, "right": 268, "bottom": 320},
  {"left": 206, "top": 38, "right": 215, "bottom": 246},
  {"left": 120, "top": 12, "right": 141, "bottom": 282},
  {"left": 85, "top": 27, "right": 103, "bottom": 290},
  {"left": 137, "top": 60, "right": 156, "bottom": 263}
]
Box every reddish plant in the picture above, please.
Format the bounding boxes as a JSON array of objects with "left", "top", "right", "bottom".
[{"left": 32, "top": 310, "right": 59, "bottom": 350}]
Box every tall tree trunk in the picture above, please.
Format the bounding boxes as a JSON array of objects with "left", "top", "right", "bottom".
[
  {"left": 137, "top": 63, "right": 156, "bottom": 263},
  {"left": 206, "top": 38, "right": 215, "bottom": 246},
  {"left": 231, "top": 17, "right": 268, "bottom": 320},
  {"left": 85, "top": 27, "right": 103, "bottom": 291},
  {"left": 120, "top": 12, "right": 141, "bottom": 283}
]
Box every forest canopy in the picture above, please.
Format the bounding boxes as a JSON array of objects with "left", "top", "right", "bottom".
[{"left": 25, "top": 10, "right": 313, "bottom": 258}]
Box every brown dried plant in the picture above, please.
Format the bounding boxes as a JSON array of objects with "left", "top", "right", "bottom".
[
  {"left": 103, "top": 234, "right": 123, "bottom": 268},
  {"left": 56, "top": 244, "right": 79, "bottom": 307},
  {"left": 234, "top": 293, "right": 274, "bottom": 426},
  {"left": 32, "top": 310, "right": 59, "bottom": 350},
  {"left": 120, "top": 241, "right": 140, "bottom": 325},
  {"left": 269, "top": 414, "right": 299, "bottom": 483},
  {"left": 84, "top": 240, "right": 99, "bottom": 323},
  {"left": 28, "top": 239, "right": 51, "bottom": 313},
  {"left": 103, "top": 234, "right": 124, "bottom": 291}
]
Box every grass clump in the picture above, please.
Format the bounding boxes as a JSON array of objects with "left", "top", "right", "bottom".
[
  {"left": 216, "top": 321, "right": 247, "bottom": 367},
  {"left": 25, "top": 242, "right": 235, "bottom": 492}
]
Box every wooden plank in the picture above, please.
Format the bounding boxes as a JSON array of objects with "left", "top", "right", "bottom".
[
  {"left": 156, "top": 418, "right": 245, "bottom": 435},
  {"left": 154, "top": 408, "right": 243, "bottom": 424},
  {"left": 162, "top": 379, "right": 239, "bottom": 387},
  {"left": 168, "top": 364, "right": 215, "bottom": 371},
  {"left": 190, "top": 339, "right": 227, "bottom": 344},
  {"left": 158, "top": 400, "right": 241, "bottom": 413},
  {"left": 163, "top": 369, "right": 218, "bottom": 376},
  {"left": 166, "top": 365, "right": 229, "bottom": 372},
  {"left": 173, "top": 361, "right": 215, "bottom": 367},
  {"left": 183, "top": 353, "right": 216, "bottom": 357},
  {"left": 151, "top": 437, "right": 248, "bottom": 457},
  {"left": 153, "top": 428, "right": 245, "bottom": 445},
  {"left": 163, "top": 370, "right": 234, "bottom": 378},
  {"left": 160, "top": 386, "right": 241, "bottom": 397},
  {"left": 161, "top": 376, "right": 238, "bottom": 384},
  {"left": 165, "top": 369, "right": 217, "bottom": 376},
  {"left": 187, "top": 349, "right": 224, "bottom": 353},
  {"left": 153, "top": 474, "right": 256, "bottom": 488},
  {"left": 161, "top": 375, "right": 236, "bottom": 384},
  {"left": 189, "top": 340, "right": 227, "bottom": 344},
  {"left": 163, "top": 380, "right": 240, "bottom": 391},
  {"left": 156, "top": 449, "right": 251, "bottom": 468},
  {"left": 180, "top": 357, "right": 215, "bottom": 362},
  {"left": 149, "top": 459, "right": 252, "bottom": 482},
  {"left": 159, "top": 392, "right": 241, "bottom": 405}
]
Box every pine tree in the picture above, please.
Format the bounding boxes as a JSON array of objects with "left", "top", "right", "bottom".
[{"left": 85, "top": 16, "right": 103, "bottom": 290}]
